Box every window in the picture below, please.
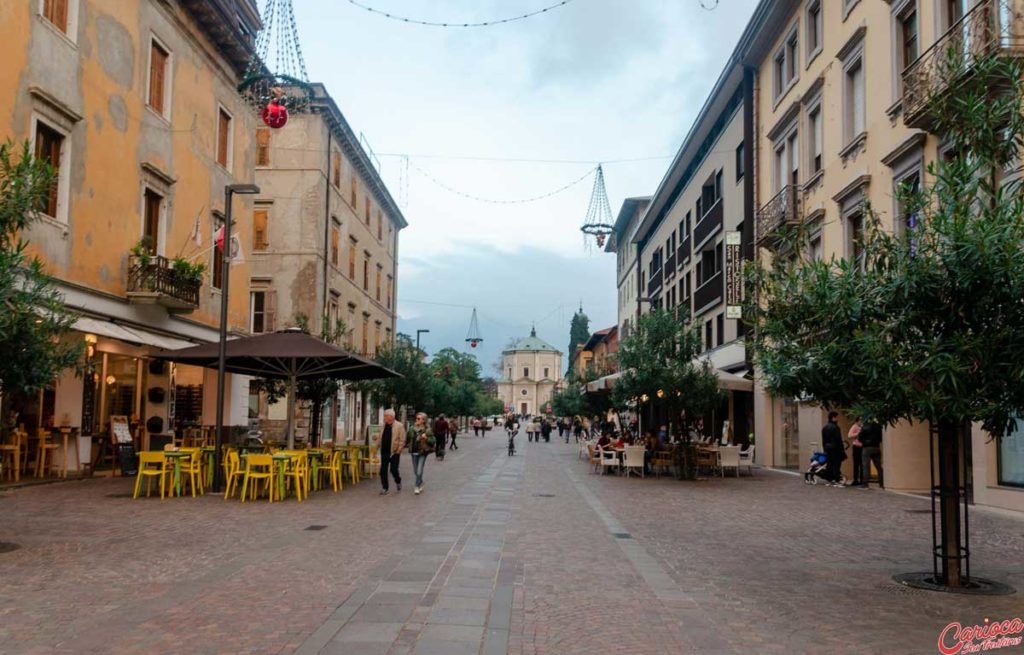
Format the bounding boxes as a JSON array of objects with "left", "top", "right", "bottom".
[
  {"left": 773, "top": 127, "right": 800, "bottom": 191},
  {"left": 544, "top": 367, "right": 549, "bottom": 378},
  {"left": 809, "top": 228, "right": 823, "bottom": 261},
  {"left": 363, "top": 254, "right": 370, "bottom": 290},
  {"left": 847, "top": 211, "right": 865, "bottom": 267},
  {"left": 361, "top": 315, "right": 369, "bottom": 354},
  {"left": 148, "top": 39, "right": 169, "bottom": 116},
  {"left": 806, "top": 0, "right": 822, "bottom": 61},
  {"left": 34, "top": 121, "right": 64, "bottom": 218},
  {"left": 330, "top": 219, "right": 340, "bottom": 266},
  {"left": 332, "top": 152, "right": 341, "bottom": 187},
  {"left": 945, "top": 0, "right": 966, "bottom": 30},
  {"left": 216, "top": 108, "right": 232, "bottom": 169},
  {"left": 377, "top": 211, "right": 383, "bottom": 241},
  {"left": 998, "top": 416, "right": 1024, "bottom": 487},
  {"left": 253, "top": 207, "right": 269, "bottom": 251},
  {"left": 42, "top": 0, "right": 69, "bottom": 33},
  {"left": 900, "top": 5, "right": 918, "bottom": 69},
  {"left": 374, "top": 322, "right": 382, "bottom": 353},
  {"left": 894, "top": 2, "right": 919, "bottom": 97},
  {"left": 808, "top": 103, "right": 823, "bottom": 175},
  {"left": 773, "top": 26, "right": 799, "bottom": 99},
  {"left": 256, "top": 128, "right": 270, "bottom": 166},
  {"left": 328, "top": 294, "right": 339, "bottom": 330},
  {"left": 716, "top": 313, "right": 724, "bottom": 347},
  {"left": 350, "top": 174, "right": 357, "bottom": 207},
  {"left": 697, "top": 246, "right": 721, "bottom": 287},
  {"left": 143, "top": 189, "right": 162, "bottom": 254},
  {"left": 364, "top": 196, "right": 371, "bottom": 224},
  {"left": 346, "top": 305, "right": 356, "bottom": 348},
  {"left": 524, "top": 368, "right": 530, "bottom": 379},
  {"left": 386, "top": 274, "right": 393, "bottom": 309},
  {"left": 212, "top": 216, "right": 224, "bottom": 289},
  {"left": 348, "top": 238, "right": 357, "bottom": 279},
  {"left": 735, "top": 142, "right": 745, "bottom": 181},
  {"left": 375, "top": 265, "right": 382, "bottom": 302},
  {"left": 844, "top": 55, "right": 865, "bottom": 144},
  {"left": 250, "top": 286, "right": 276, "bottom": 334}
]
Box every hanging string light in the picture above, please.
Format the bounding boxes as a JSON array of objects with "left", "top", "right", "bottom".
[
  {"left": 345, "top": 0, "right": 576, "bottom": 28},
  {"left": 410, "top": 161, "right": 595, "bottom": 205},
  {"left": 698, "top": 0, "right": 720, "bottom": 9},
  {"left": 580, "top": 164, "right": 615, "bottom": 250}
]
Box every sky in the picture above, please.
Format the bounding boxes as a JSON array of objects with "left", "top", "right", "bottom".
[{"left": 293, "top": 0, "right": 760, "bottom": 373}]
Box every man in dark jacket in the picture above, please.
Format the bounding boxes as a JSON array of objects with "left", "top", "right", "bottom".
[
  {"left": 433, "top": 415, "right": 448, "bottom": 461},
  {"left": 858, "top": 420, "right": 883, "bottom": 488},
  {"left": 821, "top": 411, "right": 845, "bottom": 486},
  {"left": 540, "top": 419, "right": 552, "bottom": 442}
]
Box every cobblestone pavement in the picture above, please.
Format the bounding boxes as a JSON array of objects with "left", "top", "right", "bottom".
[{"left": 1, "top": 433, "right": 1022, "bottom": 654}]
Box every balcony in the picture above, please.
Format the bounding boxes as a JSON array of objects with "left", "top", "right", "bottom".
[
  {"left": 694, "top": 198, "right": 723, "bottom": 250},
  {"left": 647, "top": 266, "right": 663, "bottom": 296},
  {"left": 665, "top": 251, "right": 676, "bottom": 279},
  {"left": 756, "top": 185, "right": 801, "bottom": 248},
  {"left": 694, "top": 270, "right": 723, "bottom": 313},
  {"left": 903, "top": 0, "right": 1024, "bottom": 129},
  {"left": 127, "top": 254, "right": 201, "bottom": 312},
  {"left": 678, "top": 236, "right": 691, "bottom": 267}
]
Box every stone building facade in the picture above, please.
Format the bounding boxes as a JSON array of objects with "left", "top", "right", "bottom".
[{"left": 496, "top": 330, "right": 563, "bottom": 416}]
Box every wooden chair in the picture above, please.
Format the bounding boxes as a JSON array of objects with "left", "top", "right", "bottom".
[
  {"left": 652, "top": 450, "right": 674, "bottom": 477},
  {"left": 696, "top": 448, "right": 719, "bottom": 476},
  {"left": 35, "top": 429, "right": 60, "bottom": 478}
]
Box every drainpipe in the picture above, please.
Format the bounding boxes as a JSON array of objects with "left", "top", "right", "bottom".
[{"left": 322, "top": 128, "right": 332, "bottom": 331}]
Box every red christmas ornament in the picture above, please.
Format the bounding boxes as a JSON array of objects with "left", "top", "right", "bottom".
[{"left": 262, "top": 99, "right": 288, "bottom": 129}]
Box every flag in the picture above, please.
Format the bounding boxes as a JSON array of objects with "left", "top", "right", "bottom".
[
  {"left": 215, "top": 225, "right": 225, "bottom": 251},
  {"left": 189, "top": 211, "right": 203, "bottom": 247},
  {"left": 228, "top": 234, "right": 244, "bottom": 266}
]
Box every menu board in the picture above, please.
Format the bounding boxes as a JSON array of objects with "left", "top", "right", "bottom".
[
  {"left": 111, "top": 415, "right": 133, "bottom": 444},
  {"left": 80, "top": 370, "right": 96, "bottom": 437}
]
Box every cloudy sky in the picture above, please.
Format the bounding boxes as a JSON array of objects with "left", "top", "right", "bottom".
[{"left": 295, "top": 0, "right": 759, "bottom": 373}]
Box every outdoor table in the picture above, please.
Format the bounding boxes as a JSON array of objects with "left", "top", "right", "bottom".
[
  {"left": 55, "top": 427, "right": 76, "bottom": 479},
  {"left": 271, "top": 452, "right": 295, "bottom": 501},
  {"left": 307, "top": 449, "right": 325, "bottom": 491},
  {"left": 201, "top": 446, "right": 216, "bottom": 488},
  {"left": 163, "top": 450, "right": 189, "bottom": 497}
]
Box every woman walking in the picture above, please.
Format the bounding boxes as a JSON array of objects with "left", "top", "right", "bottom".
[
  {"left": 409, "top": 413, "right": 434, "bottom": 495},
  {"left": 848, "top": 418, "right": 863, "bottom": 486}
]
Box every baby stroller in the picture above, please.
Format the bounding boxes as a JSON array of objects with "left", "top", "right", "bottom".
[{"left": 804, "top": 451, "right": 846, "bottom": 486}]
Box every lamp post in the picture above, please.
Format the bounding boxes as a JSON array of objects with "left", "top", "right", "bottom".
[
  {"left": 213, "top": 183, "right": 260, "bottom": 492},
  {"left": 415, "top": 328, "right": 430, "bottom": 353}
]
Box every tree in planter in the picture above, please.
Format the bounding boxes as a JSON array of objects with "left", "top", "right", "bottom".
[
  {"left": 745, "top": 52, "right": 1024, "bottom": 589},
  {"left": 0, "top": 141, "right": 81, "bottom": 423},
  {"left": 612, "top": 309, "right": 723, "bottom": 445}
]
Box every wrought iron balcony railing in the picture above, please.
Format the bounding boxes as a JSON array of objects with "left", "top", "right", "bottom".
[
  {"left": 755, "top": 185, "right": 801, "bottom": 248},
  {"left": 127, "top": 254, "right": 201, "bottom": 312},
  {"left": 903, "top": 0, "right": 1024, "bottom": 128}
]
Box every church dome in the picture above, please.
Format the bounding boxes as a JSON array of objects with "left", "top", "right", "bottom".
[{"left": 504, "top": 327, "right": 560, "bottom": 354}]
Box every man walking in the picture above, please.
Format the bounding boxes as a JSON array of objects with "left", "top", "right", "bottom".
[
  {"left": 433, "top": 414, "right": 448, "bottom": 461},
  {"left": 541, "top": 418, "right": 552, "bottom": 443},
  {"left": 859, "top": 420, "right": 884, "bottom": 489},
  {"left": 821, "top": 411, "right": 846, "bottom": 487},
  {"left": 449, "top": 417, "right": 459, "bottom": 451},
  {"left": 378, "top": 409, "right": 406, "bottom": 495}
]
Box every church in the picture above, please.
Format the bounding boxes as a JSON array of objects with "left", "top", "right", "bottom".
[{"left": 496, "top": 328, "right": 563, "bottom": 416}]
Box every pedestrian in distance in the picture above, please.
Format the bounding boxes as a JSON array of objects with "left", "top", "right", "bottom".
[
  {"left": 472, "top": 417, "right": 482, "bottom": 437},
  {"left": 433, "top": 414, "right": 448, "bottom": 461},
  {"left": 848, "top": 417, "right": 864, "bottom": 486},
  {"left": 557, "top": 418, "right": 565, "bottom": 440},
  {"left": 409, "top": 412, "right": 434, "bottom": 495},
  {"left": 572, "top": 417, "right": 583, "bottom": 443},
  {"left": 821, "top": 411, "right": 846, "bottom": 487},
  {"left": 526, "top": 420, "right": 535, "bottom": 443},
  {"left": 858, "top": 419, "right": 884, "bottom": 489},
  {"left": 541, "top": 418, "right": 552, "bottom": 443},
  {"left": 377, "top": 409, "right": 406, "bottom": 495},
  {"left": 449, "top": 417, "right": 459, "bottom": 451}
]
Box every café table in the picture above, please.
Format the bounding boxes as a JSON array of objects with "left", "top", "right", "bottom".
[
  {"left": 306, "top": 449, "right": 325, "bottom": 491},
  {"left": 201, "top": 446, "right": 216, "bottom": 488},
  {"left": 163, "top": 450, "right": 189, "bottom": 497},
  {"left": 271, "top": 452, "right": 295, "bottom": 501}
]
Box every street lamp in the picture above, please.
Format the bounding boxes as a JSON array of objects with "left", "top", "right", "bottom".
[
  {"left": 415, "top": 328, "right": 430, "bottom": 352},
  {"left": 213, "top": 183, "right": 260, "bottom": 491}
]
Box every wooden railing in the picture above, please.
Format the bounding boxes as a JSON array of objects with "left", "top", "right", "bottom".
[
  {"left": 694, "top": 270, "right": 723, "bottom": 313},
  {"left": 903, "top": 0, "right": 1024, "bottom": 128},
  {"left": 694, "top": 198, "right": 723, "bottom": 249},
  {"left": 755, "top": 185, "right": 801, "bottom": 248},
  {"left": 647, "top": 266, "right": 663, "bottom": 296},
  {"left": 127, "top": 254, "right": 200, "bottom": 309}
]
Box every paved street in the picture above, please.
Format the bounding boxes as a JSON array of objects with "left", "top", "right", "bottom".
[{"left": 1, "top": 434, "right": 1022, "bottom": 655}]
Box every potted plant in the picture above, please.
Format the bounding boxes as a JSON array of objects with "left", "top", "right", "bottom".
[
  {"left": 130, "top": 237, "right": 154, "bottom": 268},
  {"left": 170, "top": 257, "right": 206, "bottom": 285}
]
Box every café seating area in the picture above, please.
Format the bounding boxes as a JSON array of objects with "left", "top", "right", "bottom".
[{"left": 582, "top": 434, "right": 756, "bottom": 479}]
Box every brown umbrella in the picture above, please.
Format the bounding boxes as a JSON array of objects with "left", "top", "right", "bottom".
[{"left": 156, "top": 328, "right": 399, "bottom": 448}]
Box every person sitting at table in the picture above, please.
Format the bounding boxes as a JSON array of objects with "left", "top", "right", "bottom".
[
  {"left": 613, "top": 434, "right": 627, "bottom": 449},
  {"left": 596, "top": 432, "right": 612, "bottom": 449},
  {"left": 643, "top": 431, "right": 658, "bottom": 474}
]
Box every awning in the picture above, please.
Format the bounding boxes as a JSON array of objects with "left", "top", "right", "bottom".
[
  {"left": 73, "top": 316, "right": 198, "bottom": 350},
  {"left": 586, "top": 371, "right": 622, "bottom": 393}
]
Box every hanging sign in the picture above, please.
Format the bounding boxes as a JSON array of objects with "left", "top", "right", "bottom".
[{"left": 725, "top": 231, "right": 743, "bottom": 320}]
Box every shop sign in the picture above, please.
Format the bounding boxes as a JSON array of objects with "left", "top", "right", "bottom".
[{"left": 725, "top": 231, "right": 743, "bottom": 319}]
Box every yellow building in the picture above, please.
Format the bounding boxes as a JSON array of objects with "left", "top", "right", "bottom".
[
  {"left": 735, "top": 0, "right": 1024, "bottom": 510},
  {"left": 0, "top": 0, "right": 261, "bottom": 464},
  {"left": 497, "top": 329, "right": 563, "bottom": 416}
]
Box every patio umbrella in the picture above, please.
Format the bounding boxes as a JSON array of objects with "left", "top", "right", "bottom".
[{"left": 155, "top": 328, "right": 400, "bottom": 448}]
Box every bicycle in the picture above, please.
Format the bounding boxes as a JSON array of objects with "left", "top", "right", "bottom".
[{"left": 508, "top": 430, "right": 517, "bottom": 456}]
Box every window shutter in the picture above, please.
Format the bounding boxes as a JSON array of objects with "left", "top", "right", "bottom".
[
  {"left": 149, "top": 43, "right": 167, "bottom": 113},
  {"left": 256, "top": 128, "right": 270, "bottom": 166},
  {"left": 253, "top": 209, "right": 268, "bottom": 250},
  {"left": 217, "top": 110, "right": 230, "bottom": 167},
  {"left": 265, "top": 290, "right": 277, "bottom": 332}
]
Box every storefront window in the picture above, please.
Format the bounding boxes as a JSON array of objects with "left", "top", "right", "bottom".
[
  {"left": 102, "top": 354, "right": 139, "bottom": 432},
  {"left": 781, "top": 398, "right": 800, "bottom": 469},
  {"left": 998, "top": 420, "right": 1024, "bottom": 487}
]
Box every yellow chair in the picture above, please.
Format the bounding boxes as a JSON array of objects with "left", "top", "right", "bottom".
[
  {"left": 280, "top": 451, "right": 307, "bottom": 502},
  {"left": 0, "top": 439, "right": 20, "bottom": 482},
  {"left": 359, "top": 445, "right": 380, "bottom": 479},
  {"left": 178, "top": 448, "right": 204, "bottom": 497},
  {"left": 133, "top": 452, "right": 170, "bottom": 499},
  {"left": 320, "top": 450, "right": 343, "bottom": 492},
  {"left": 240, "top": 454, "right": 274, "bottom": 503},
  {"left": 223, "top": 450, "right": 244, "bottom": 500},
  {"left": 340, "top": 447, "right": 360, "bottom": 484}
]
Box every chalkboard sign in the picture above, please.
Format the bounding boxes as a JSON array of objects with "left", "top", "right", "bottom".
[
  {"left": 81, "top": 370, "right": 96, "bottom": 437},
  {"left": 116, "top": 443, "right": 138, "bottom": 476},
  {"left": 111, "top": 416, "right": 133, "bottom": 444}
]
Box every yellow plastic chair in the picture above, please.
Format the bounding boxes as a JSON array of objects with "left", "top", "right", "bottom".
[
  {"left": 359, "top": 445, "right": 380, "bottom": 479},
  {"left": 240, "top": 454, "right": 274, "bottom": 503},
  {"left": 282, "top": 452, "right": 306, "bottom": 502},
  {"left": 320, "top": 450, "right": 343, "bottom": 492},
  {"left": 223, "top": 450, "right": 244, "bottom": 500},
  {"left": 340, "top": 447, "right": 360, "bottom": 484},
  {"left": 177, "top": 448, "right": 204, "bottom": 497},
  {"left": 133, "top": 452, "right": 169, "bottom": 499}
]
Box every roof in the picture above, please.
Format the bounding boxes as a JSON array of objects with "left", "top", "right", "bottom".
[
  {"left": 504, "top": 328, "right": 561, "bottom": 354},
  {"left": 582, "top": 326, "right": 616, "bottom": 352}
]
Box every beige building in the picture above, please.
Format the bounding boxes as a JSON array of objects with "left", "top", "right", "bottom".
[
  {"left": 605, "top": 197, "right": 650, "bottom": 340},
  {"left": 732, "top": 0, "right": 1024, "bottom": 510},
  {"left": 497, "top": 330, "right": 563, "bottom": 416},
  {"left": 0, "top": 0, "right": 261, "bottom": 464},
  {"left": 252, "top": 84, "right": 406, "bottom": 443}
]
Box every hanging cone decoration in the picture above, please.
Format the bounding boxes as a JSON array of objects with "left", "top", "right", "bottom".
[
  {"left": 580, "top": 165, "right": 615, "bottom": 252},
  {"left": 465, "top": 308, "right": 483, "bottom": 349},
  {"left": 239, "top": 0, "right": 315, "bottom": 127}
]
